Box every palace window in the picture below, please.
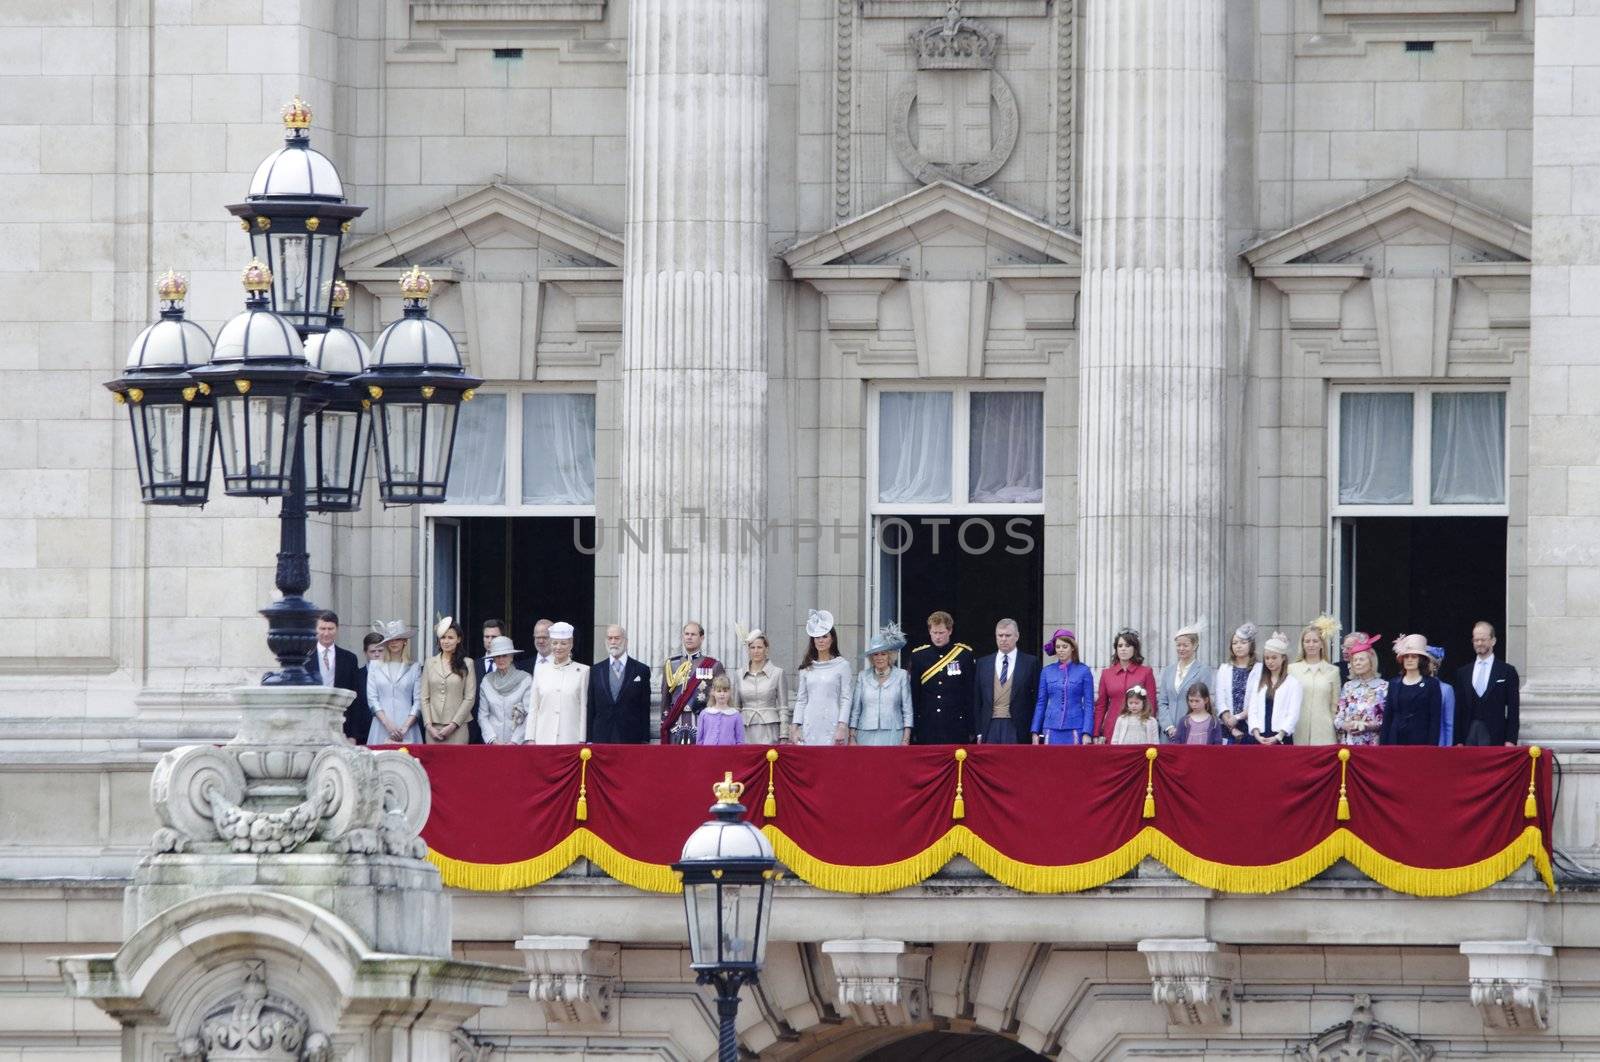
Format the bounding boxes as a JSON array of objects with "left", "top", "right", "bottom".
[
  {"left": 872, "top": 386, "right": 1045, "bottom": 511},
  {"left": 1331, "top": 388, "right": 1506, "bottom": 514}
]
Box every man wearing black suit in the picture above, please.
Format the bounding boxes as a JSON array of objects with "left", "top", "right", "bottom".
[
  {"left": 588, "top": 624, "right": 652, "bottom": 743},
  {"left": 975, "top": 618, "right": 1040, "bottom": 744},
  {"left": 306, "top": 611, "right": 367, "bottom": 743},
  {"left": 1453, "top": 620, "right": 1520, "bottom": 746}
]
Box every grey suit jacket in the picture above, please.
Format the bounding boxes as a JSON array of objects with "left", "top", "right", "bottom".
[{"left": 1156, "top": 660, "right": 1212, "bottom": 740}]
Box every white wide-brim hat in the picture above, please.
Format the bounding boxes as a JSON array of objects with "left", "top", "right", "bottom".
[{"left": 486, "top": 635, "right": 521, "bottom": 659}]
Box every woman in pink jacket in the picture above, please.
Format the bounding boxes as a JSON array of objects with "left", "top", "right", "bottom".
[{"left": 1093, "top": 629, "right": 1158, "bottom": 742}]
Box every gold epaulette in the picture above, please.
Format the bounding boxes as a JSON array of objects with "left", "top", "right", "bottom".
[
  {"left": 955, "top": 643, "right": 972, "bottom": 652},
  {"left": 911, "top": 644, "right": 931, "bottom": 652}
]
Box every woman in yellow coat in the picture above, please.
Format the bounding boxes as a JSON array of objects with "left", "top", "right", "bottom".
[{"left": 1289, "top": 616, "right": 1341, "bottom": 747}]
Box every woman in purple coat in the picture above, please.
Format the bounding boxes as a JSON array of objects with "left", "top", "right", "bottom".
[{"left": 1032, "top": 629, "right": 1095, "bottom": 745}]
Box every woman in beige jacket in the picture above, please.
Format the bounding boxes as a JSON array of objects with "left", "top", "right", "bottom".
[{"left": 420, "top": 618, "right": 476, "bottom": 744}]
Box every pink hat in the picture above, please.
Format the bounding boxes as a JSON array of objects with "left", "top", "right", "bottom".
[
  {"left": 1392, "top": 633, "right": 1429, "bottom": 660},
  {"left": 1344, "top": 631, "right": 1382, "bottom": 658}
]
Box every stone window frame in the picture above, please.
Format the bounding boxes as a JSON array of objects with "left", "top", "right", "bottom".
[
  {"left": 1327, "top": 383, "right": 1510, "bottom": 519},
  {"left": 865, "top": 379, "right": 1048, "bottom": 518}
]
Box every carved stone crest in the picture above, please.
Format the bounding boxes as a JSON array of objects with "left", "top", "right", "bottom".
[
  {"left": 1295, "top": 995, "right": 1433, "bottom": 1062},
  {"left": 176, "top": 962, "right": 332, "bottom": 1061},
  {"left": 891, "top": 1, "right": 1019, "bottom": 187}
]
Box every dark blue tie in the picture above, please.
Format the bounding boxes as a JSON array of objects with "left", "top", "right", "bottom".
[{"left": 1000, "top": 655, "right": 1009, "bottom": 685}]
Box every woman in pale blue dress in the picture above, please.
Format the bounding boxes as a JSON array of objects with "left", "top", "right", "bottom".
[
  {"left": 792, "top": 609, "right": 854, "bottom": 746},
  {"left": 850, "top": 623, "right": 913, "bottom": 746},
  {"left": 365, "top": 619, "right": 422, "bottom": 744}
]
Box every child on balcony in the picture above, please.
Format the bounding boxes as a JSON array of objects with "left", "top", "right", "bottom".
[
  {"left": 1110, "top": 686, "right": 1160, "bottom": 745},
  {"left": 695, "top": 676, "right": 745, "bottom": 746}
]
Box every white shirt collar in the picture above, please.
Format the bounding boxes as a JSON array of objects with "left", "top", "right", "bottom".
[{"left": 1477, "top": 654, "right": 1494, "bottom": 668}]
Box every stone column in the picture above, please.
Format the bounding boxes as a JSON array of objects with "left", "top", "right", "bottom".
[
  {"left": 619, "top": 0, "right": 768, "bottom": 668},
  {"left": 1076, "top": 0, "right": 1227, "bottom": 662},
  {"left": 1524, "top": 8, "right": 1600, "bottom": 736}
]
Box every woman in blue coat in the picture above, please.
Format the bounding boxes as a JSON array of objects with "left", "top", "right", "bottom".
[
  {"left": 1032, "top": 628, "right": 1095, "bottom": 745},
  {"left": 1380, "top": 634, "right": 1442, "bottom": 746}
]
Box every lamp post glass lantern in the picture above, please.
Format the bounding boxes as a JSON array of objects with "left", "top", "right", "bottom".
[
  {"left": 675, "top": 773, "right": 777, "bottom": 1062},
  {"left": 301, "top": 279, "right": 373, "bottom": 512},
  {"left": 228, "top": 98, "right": 365, "bottom": 335},
  {"left": 103, "top": 99, "right": 478, "bottom": 687},
  {"left": 105, "top": 271, "right": 216, "bottom": 506},
  {"left": 359, "top": 266, "right": 480, "bottom": 505},
  {"left": 194, "top": 259, "right": 325, "bottom": 499}
]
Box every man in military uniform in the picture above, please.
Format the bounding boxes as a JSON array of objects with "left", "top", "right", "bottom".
[
  {"left": 908, "top": 610, "right": 977, "bottom": 744},
  {"left": 659, "top": 620, "right": 726, "bottom": 743}
]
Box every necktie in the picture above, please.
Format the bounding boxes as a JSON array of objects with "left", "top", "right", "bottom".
[
  {"left": 322, "top": 649, "right": 333, "bottom": 685},
  {"left": 611, "top": 658, "right": 624, "bottom": 698},
  {"left": 1475, "top": 659, "right": 1489, "bottom": 697},
  {"left": 999, "top": 654, "right": 1009, "bottom": 686}
]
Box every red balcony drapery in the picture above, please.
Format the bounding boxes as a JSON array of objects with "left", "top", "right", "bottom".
[{"left": 405, "top": 744, "right": 1554, "bottom": 896}]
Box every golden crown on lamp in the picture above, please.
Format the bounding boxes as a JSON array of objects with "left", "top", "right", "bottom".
[
  {"left": 329, "top": 278, "right": 351, "bottom": 311},
  {"left": 241, "top": 258, "right": 274, "bottom": 293},
  {"left": 156, "top": 270, "right": 188, "bottom": 304},
  {"left": 398, "top": 265, "right": 433, "bottom": 302},
  {"left": 281, "top": 96, "right": 312, "bottom": 131},
  {"left": 713, "top": 772, "right": 745, "bottom": 805}
]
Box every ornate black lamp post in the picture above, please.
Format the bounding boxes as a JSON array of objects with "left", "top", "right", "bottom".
[
  {"left": 674, "top": 774, "right": 778, "bottom": 1062},
  {"left": 103, "top": 99, "right": 480, "bottom": 686}
]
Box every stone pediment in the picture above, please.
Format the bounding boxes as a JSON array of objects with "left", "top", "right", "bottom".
[
  {"left": 342, "top": 182, "right": 623, "bottom": 274},
  {"left": 1244, "top": 179, "right": 1530, "bottom": 378},
  {"left": 1243, "top": 176, "right": 1529, "bottom": 274},
  {"left": 782, "top": 181, "right": 1080, "bottom": 279}
]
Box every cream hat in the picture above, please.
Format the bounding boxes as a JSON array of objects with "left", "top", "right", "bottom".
[
  {"left": 548, "top": 621, "right": 575, "bottom": 640},
  {"left": 1263, "top": 631, "right": 1291, "bottom": 656}
]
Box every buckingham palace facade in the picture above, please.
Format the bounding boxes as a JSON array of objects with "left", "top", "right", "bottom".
[{"left": 6, "top": 0, "right": 1600, "bottom": 1058}]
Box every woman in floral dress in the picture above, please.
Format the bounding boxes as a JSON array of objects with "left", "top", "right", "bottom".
[{"left": 1335, "top": 631, "right": 1386, "bottom": 746}]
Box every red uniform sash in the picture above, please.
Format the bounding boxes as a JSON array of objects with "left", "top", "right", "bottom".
[{"left": 659, "top": 655, "right": 720, "bottom": 742}]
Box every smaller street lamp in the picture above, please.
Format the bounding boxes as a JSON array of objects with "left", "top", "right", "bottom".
[
  {"left": 104, "top": 271, "right": 216, "bottom": 506},
  {"left": 301, "top": 279, "right": 372, "bottom": 512},
  {"left": 359, "top": 266, "right": 481, "bottom": 505},
  {"left": 674, "top": 773, "right": 778, "bottom": 1062}
]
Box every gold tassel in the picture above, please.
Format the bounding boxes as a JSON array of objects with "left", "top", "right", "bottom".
[
  {"left": 1336, "top": 747, "right": 1351, "bottom": 821},
  {"left": 763, "top": 748, "right": 779, "bottom": 818},
  {"left": 952, "top": 748, "right": 967, "bottom": 820},
  {"left": 576, "top": 747, "right": 591, "bottom": 822},
  {"left": 1142, "top": 747, "right": 1157, "bottom": 819},
  {"left": 1525, "top": 745, "right": 1542, "bottom": 820}
]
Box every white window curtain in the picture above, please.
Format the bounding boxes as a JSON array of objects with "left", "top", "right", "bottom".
[
  {"left": 1338, "top": 392, "right": 1413, "bottom": 504},
  {"left": 969, "top": 391, "right": 1044, "bottom": 503},
  {"left": 878, "top": 391, "right": 952, "bottom": 503},
  {"left": 1431, "top": 392, "right": 1505, "bottom": 504},
  {"left": 522, "top": 393, "right": 596, "bottom": 505},
  {"left": 444, "top": 393, "right": 506, "bottom": 504}
]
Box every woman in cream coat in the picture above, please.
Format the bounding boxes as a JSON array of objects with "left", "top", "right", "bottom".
[
  {"left": 736, "top": 629, "right": 788, "bottom": 745},
  {"left": 1245, "top": 631, "right": 1304, "bottom": 744},
  {"left": 1289, "top": 617, "right": 1341, "bottom": 746},
  {"left": 419, "top": 619, "right": 476, "bottom": 744},
  {"left": 528, "top": 621, "right": 589, "bottom": 744}
]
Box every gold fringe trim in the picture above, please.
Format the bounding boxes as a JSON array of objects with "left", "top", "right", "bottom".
[
  {"left": 425, "top": 828, "right": 683, "bottom": 893},
  {"left": 425, "top": 826, "right": 1555, "bottom": 898}
]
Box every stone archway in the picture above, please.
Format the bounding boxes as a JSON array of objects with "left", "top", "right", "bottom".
[{"left": 759, "top": 1024, "right": 1049, "bottom": 1062}]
